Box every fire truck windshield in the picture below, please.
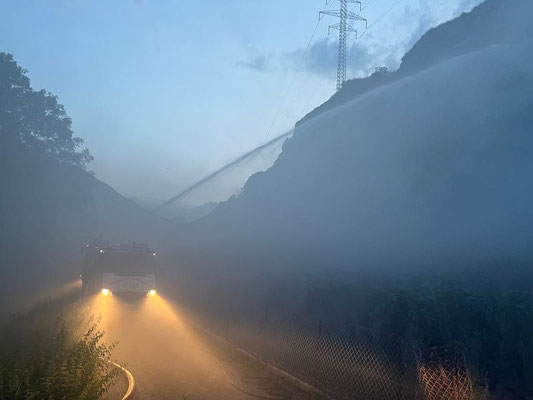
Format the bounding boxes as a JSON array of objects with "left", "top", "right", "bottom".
[{"left": 97, "top": 252, "right": 155, "bottom": 274}]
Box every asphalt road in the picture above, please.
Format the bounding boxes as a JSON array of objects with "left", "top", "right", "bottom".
[{"left": 83, "top": 293, "right": 317, "bottom": 400}]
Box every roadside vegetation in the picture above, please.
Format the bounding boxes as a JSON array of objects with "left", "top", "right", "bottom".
[
  {"left": 0, "top": 295, "right": 118, "bottom": 400},
  {"left": 1, "top": 52, "right": 94, "bottom": 312},
  {"left": 301, "top": 277, "right": 533, "bottom": 397},
  {"left": 171, "top": 262, "right": 533, "bottom": 399}
]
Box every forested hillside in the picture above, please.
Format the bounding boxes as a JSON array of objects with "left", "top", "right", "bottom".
[{"left": 168, "top": 1, "right": 533, "bottom": 397}]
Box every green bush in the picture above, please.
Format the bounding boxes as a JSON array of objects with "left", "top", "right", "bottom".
[{"left": 0, "top": 317, "right": 118, "bottom": 400}]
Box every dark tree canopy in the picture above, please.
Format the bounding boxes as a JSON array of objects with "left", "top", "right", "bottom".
[{"left": 0, "top": 52, "right": 92, "bottom": 168}]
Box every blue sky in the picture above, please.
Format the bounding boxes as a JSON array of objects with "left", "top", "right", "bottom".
[{"left": 0, "top": 0, "right": 482, "bottom": 203}]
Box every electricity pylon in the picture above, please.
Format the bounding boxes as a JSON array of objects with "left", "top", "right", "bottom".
[{"left": 320, "top": 0, "right": 367, "bottom": 91}]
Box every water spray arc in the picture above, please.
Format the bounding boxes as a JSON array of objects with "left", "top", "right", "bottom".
[
  {"left": 157, "top": 131, "right": 293, "bottom": 211},
  {"left": 320, "top": 0, "right": 367, "bottom": 91}
]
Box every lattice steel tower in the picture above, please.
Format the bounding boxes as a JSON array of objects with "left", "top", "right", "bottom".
[{"left": 320, "top": 0, "right": 367, "bottom": 91}]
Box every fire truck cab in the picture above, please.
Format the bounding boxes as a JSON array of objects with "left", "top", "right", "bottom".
[{"left": 82, "top": 242, "right": 157, "bottom": 297}]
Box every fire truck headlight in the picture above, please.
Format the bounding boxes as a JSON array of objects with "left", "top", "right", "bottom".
[
  {"left": 147, "top": 289, "right": 156, "bottom": 297},
  {"left": 101, "top": 288, "right": 111, "bottom": 296}
]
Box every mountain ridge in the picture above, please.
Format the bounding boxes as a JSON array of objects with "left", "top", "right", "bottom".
[
  {"left": 298, "top": 0, "right": 529, "bottom": 127},
  {"left": 183, "top": 0, "right": 533, "bottom": 274}
]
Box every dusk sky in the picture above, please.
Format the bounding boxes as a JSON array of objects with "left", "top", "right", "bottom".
[{"left": 0, "top": 0, "right": 482, "bottom": 204}]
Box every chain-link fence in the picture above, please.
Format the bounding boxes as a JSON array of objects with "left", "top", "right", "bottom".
[
  {"left": 415, "top": 344, "right": 478, "bottom": 400},
  {"left": 190, "top": 311, "right": 483, "bottom": 400}
]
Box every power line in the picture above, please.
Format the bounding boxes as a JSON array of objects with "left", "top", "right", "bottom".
[
  {"left": 298, "top": 0, "right": 367, "bottom": 116},
  {"left": 159, "top": 0, "right": 405, "bottom": 210},
  {"left": 319, "top": 0, "right": 406, "bottom": 99},
  {"left": 361, "top": 0, "right": 378, "bottom": 10},
  {"left": 320, "top": 0, "right": 367, "bottom": 91},
  {"left": 160, "top": 3, "right": 333, "bottom": 210},
  {"left": 266, "top": 0, "right": 402, "bottom": 141},
  {"left": 262, "top": 21, "right": 319, "bottom": 143},
  {"left": 366, "top": 0, "right": 403, "bottom": 30},
  {"left": 262, "top": 2, "right": 334, "bottom": 144}
]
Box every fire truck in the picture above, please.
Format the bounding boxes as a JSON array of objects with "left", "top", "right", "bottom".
[{"left": 81, "top": 242, "right": 157, "bottom": 297}]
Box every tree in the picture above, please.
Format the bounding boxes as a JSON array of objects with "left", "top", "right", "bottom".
[{"left": 0, "top": 52, "right": 92, "bottom": 168}]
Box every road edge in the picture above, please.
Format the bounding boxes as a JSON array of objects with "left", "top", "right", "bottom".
[
  {"left": 187, "top": 318, "right": 335, "bottom": 400},
  {"left": 112, "top": 362, "right": 135, "bottom": 400}
]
